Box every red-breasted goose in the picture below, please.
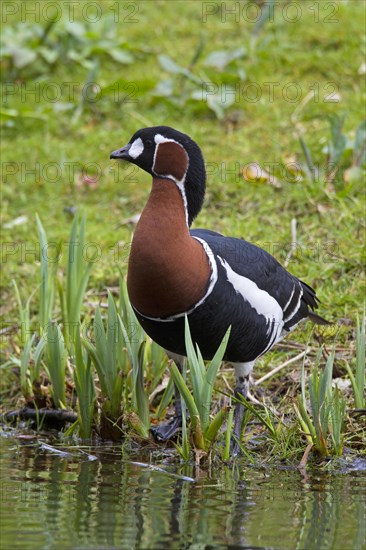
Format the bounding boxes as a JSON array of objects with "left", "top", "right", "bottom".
[{"left": 110, "top": 126, "right": 329, "bottom": 450}]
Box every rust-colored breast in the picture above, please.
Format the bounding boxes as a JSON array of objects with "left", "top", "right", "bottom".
[{"left": 127, "top": 178, "right": 210, "bottom": 317}]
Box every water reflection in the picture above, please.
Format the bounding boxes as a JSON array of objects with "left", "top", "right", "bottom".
[{"left": 0, "top": 436, "right": 365, "bottom": 549}]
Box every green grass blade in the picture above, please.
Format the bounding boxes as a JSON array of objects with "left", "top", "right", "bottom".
[
  {"left": 294, "top": 401, "right": 316, "bottom": 445},
  {"left": 106, "top": 291, "right": 118, "bottom": 375},
  {"left": 344, "top": 361, "right": 358, "bottom": 404},
  {"left": 156, "top": 377, "right": 175, "bottom": 419},
  {"left": 327, "top": 114, "right": 346, "bottom": 168},
  {"left": 36, "top": 214, "right": 48, "bottom": 330},
  {"left": 355, "top": 313, "right": 365, "bottom": 408},
  {"left": 71, "top": 262, "right": 93, "bottom": 327},
  {"left": 45, "top": 323, "right": 66, "bottom": 409},
  {"left": 93, "top": 305, "right": 109, "bottom": 391},
  {"left": 319, "top": 351, "right": 335, "bottom": 439},
  {"left": 76, "top": 215, "right": 87, "bottom": 278},
  {"left": 204, "top": 406, "right": 228, "bottom": 446},
  {"left": 300, "top": 354, "right": 307, "bottom": 407},
  {"left": 299, "top": 135, "right": 315, "bottom": 182},
  {"left": 12, "top": 280, "right": 33, "bottom": 345},
  {"left": 134, "top": 341, "right": 150, "bottom": 433},
  {"left": 82, "top": 336, "right": 108, "bottom": 396},
  {"left": 170, "top": 363, "right": 199, "bottom": 427},
  {"left": 176, "top": 403, "right": 190, "bottom": 460},
  {"left": 36, "top": 214, "right": 57, "bottom": 332},
  {"left": 179, "top": 360, "right": 190, "bottom": 459},
  {"left": 329, "top": 386, "right": 346, "bottom": 456},
  {"left": 74, "top": 327, "right": 96, "bottom": 438},
  {"left": 66, "top": 214, "right": 79, "bottom": 324},
  {"left": 145, "top": 338, "right": 168, "bottom": 393},
  {"left": 20, "top": 333, "right": 35, "bottom": 399},
  {"left": 222, "top": 401, "right": 234, "bottom": 461},
  {"left": 233, "top": 394, "right": 277, "bottom": 439},
  {"left": 200, "top": 326, "right": 230, "bottom": 430},
  {"left": 308, "top": 369, "right": 321, "bottom": 443},
  {"left": 184, "top": 316, "right": 204, "bottom": 402},
  {"left": 64, "top": 214, "right": 93, "bottom": 343},
  {"left": 34, "top": 335, "right": 46, "bottom": 383},
  {"left": 320, "top": 350, "right": 334, "bottom": 405}
]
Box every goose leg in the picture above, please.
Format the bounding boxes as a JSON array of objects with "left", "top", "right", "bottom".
[
  {"left": 231, "top": 361, "right": 254, "bottom": 455},
  {"left": 151, "top": 352, "right": 185, "bottom": 441}
]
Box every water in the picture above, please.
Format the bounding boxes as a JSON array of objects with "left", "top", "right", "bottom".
[{"left": 0, "top": 433, "right": 365, "bottom": 550}]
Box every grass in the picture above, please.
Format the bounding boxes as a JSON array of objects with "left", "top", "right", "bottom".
[
  {"left": 59, "top": 213, "right": 94, "bottom": 346},
  {"left": 1, "top": 212, "right": 365, "bottom": 464},
  {"left": 1, "top": 1, "right": 365, "bottom": 464},
  {"left": 117, "top": 279, "right": 150, "bottom": 437},
  {"left": 36, "top": 214, "right": 57, "bottom": 334},
  {"left": 295, "top": 348, "right": 347, "bottom": 457},
  {"left": 73, "top": 328, "right": 96, "bottom": 439},
  {"left": 44, "top": 322, "right": 66, "bottom": 409},
  {"left": 82, "top": 290, "right": 128, "bottom": 435},
  {"left": 171, "top": 318, "right": 230, "bottom": 454},
  {"left": 1, "top": 2, "right": 364, "bottom": 304},
  {"left": 345, "top": 313, "right": 365, "bottom": 410},
  {"left": 12, "top": 280, "right": 34, "bottom": 399}
]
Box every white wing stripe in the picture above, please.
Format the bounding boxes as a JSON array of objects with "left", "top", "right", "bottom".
[
  {"left": 283, "top": 284, "right": 295, "bottom": 314},
  {"left": 218, "top": 256, "right": 284, "bottom": 324},
  {"left": 283, "top": 286, "right": 303, "bottom": 323}
]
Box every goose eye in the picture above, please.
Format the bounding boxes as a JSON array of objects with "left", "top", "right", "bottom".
[{"left": 145, "top": 139, "right": 153, "bottom": 147}]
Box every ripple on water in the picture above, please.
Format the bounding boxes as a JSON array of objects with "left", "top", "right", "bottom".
[{"left": 0, "top": 435, "right": 365, "bottom": 550}]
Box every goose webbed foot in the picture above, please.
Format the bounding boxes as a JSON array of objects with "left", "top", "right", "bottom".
[{"left": 151, "top": 414, "right": 182, "bottom": 441}]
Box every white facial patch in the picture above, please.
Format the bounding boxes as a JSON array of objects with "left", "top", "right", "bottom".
[{"left": 129, "top": 137, "right": 144, "bottom": 159}]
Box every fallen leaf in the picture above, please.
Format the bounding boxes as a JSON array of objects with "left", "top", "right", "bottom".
[
  {"left": 242, "top": 162, "right": 282, "bottom": 188},
  {"left": 343, "top": 166, "right": 363, "bottom": 184}
]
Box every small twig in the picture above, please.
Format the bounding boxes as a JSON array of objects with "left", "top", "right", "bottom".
[
  {"left": 298, "top": 443, "right": 313, "bottom": 469},
  {"left": 0, "top": 325, "right": 17, "bottom": 336},
  {"left": 39, "top": 442, "right": 98, "bottom": 461},
  {"left": 126, "top": 460, "right": 195, "bottom": 482},
  {"left": 255, "top": 349, "right": 309, "bottom": 386},
  {"left": 84, "top": 301, "right": 108, "bottom": 309},
  {"left": 246, "top": 391, "right": 280, "bottom": 416},
  {"left": 222, "top": 375, "right": 233, "bottom": 394},
  {"left": 2, "top": 407, "right": 78, "bottom": 425},
  {"left": 247, "top": 390, "right": 263, "bottom": 405},
  {"left": 284, "top": 218, "right": 297, "bottom": 268},
  {"left": 39, "top": 442, "right": 74, "bottom": 457},
  {"left": 348, "top": 409, "right": 366, "bottom": 417},
  {"left": 276, "top": 342, "right": 310, "bottom": 350}
]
